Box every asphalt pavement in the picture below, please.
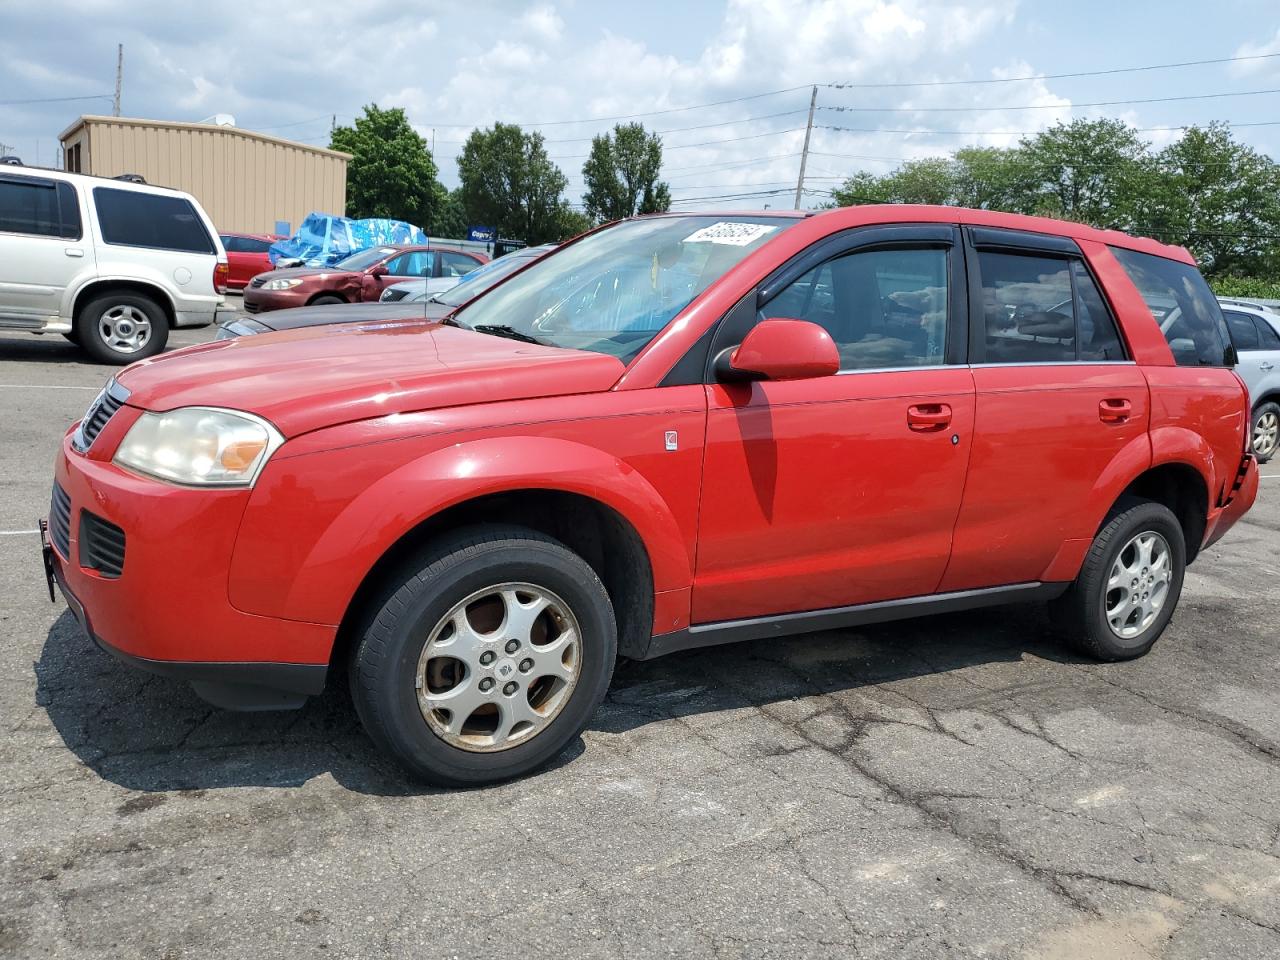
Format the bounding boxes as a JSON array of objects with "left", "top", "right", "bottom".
[{"left": 1, "top": 326, "right": 1278, "bottom": 959}]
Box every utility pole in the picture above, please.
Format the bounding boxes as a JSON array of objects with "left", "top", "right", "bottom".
[
  {"left": 113, "top": 44, "right": 123, "bottom": 116},
  {"left": 793, "top": 85, "right": 817, "bottom": 210}
]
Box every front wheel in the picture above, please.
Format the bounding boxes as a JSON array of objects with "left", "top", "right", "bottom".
[
  {"left": 75, "top": 292, "right": 168, "bottom": 364},
  {"left": 1051, "top": 501, "right": 1186, "bottom": 661},
  {"left": 309, "top": 295, "right": 344, "bottom": 306},
  {"left": 1252, "top": 401, "right": 1279, "bottom": 464},
  {"left": 350, "top": 525, "right": 617, "bottom": 786}
]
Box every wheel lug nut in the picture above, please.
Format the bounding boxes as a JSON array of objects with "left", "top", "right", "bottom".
[
  {"left": 503, "top": 681, "right": 518, "bottom": 696},
  {"left": 519, "top": 658, "right": 534, "bottom": 673},
  {"left": 479, "top": 677, "right": 494, "bottom": 692},
  {"left": 479, "top": 651, "right": 495, "bottom": 666},
  {"left": 504, "top": 639, "right": 520, "bottom": 654}
]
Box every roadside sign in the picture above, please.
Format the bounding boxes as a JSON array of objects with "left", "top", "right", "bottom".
[{"left": 466, "top": 225, "right": 496, "bottom": 242}]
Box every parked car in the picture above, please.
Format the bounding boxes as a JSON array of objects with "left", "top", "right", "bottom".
[
  {"left": 379, "top": 250, "right": 491, "bottom": 302},
  {"left": 0, "top": 166, "right": 226, "bottom": 362},
  {"left": 1217, "top": 297, "right": 1278, "bottom": 315},
  {"left": 218, "top": 232, "right": 282, "bottom": 290},
  {"left": 241, "top": 245, "right": 488, "bottom": 313},
  {"left": 45, "top": 208, "right": 1258, "bottom": 787},
  {"left": 217, "top": 244, "right": 556, "bottom": 338},
  {"left": 1220, "top": 302, "right": 1280, "bottom": 463}
]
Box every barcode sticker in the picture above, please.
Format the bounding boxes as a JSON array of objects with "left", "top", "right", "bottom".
[{"left": 682, "top": 222, "right": 779, "bottom": 246}]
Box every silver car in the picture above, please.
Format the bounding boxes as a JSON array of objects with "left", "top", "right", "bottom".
[{"left": 1221, "top": 301, "right": 1280, "bottom": 463}]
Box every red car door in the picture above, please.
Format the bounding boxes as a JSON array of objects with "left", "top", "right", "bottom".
[
  {"left": 220, "top": 235, "right": 276, "bottom": 289},
  {"left": 693, "top": 225, "right": 976, "bottom": 623},
  {"left": 939, "top": 227, "right": 1149, "bottom": 592}
]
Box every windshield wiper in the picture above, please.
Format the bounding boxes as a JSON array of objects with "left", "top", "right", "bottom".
[{"left": 471, "top": 324, "right": 546, "bottom": 345}]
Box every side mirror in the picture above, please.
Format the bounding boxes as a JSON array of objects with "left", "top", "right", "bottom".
[
  {"left": 717, "top": 319, "right": 840, "bottom": 382},
  {"left": 368, "top": 264, "right": 389, "bottom": 277}
]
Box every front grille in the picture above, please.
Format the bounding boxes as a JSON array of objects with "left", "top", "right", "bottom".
[
  {"left": 49, "top": 483, "right": 72, "bottom": 558},
  {"left": 249, "top": 276, "right": 267, "bottom": 288},
  {"left": 79, "top": 511, "right": 126, "bottom": 578},
  {"left": 73, "top": 379, "right": 129, "bottom": 452}
]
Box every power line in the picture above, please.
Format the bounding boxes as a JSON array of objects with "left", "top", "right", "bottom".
[
  {"left": 825, "top": 52, "right": 1280, "bottom": 89},
  {"left": 817, "top": 119, "right": 1280, "bottom": 137},
  {"left": 0, "top": 93, "right": 113, "bottom": 106},
  {"left": 820, "top": 86, "right": 1280, "bottom": 113}
]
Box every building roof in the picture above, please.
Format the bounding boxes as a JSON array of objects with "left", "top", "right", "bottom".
[{"left": 58, "top": 115, "right": 352, "bottom": 161}]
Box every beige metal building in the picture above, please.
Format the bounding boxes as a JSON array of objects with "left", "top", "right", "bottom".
[{"left": 58, "top": 115, "right": 350, "bottom": 235}]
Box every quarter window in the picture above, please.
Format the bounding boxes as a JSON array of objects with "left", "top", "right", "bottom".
[
  {"left": 93, "top": 187, "right": 215, "bottom": 254},
  {"left": 442, "top": 252, "right": 480, "bottom": 277},
  {"left": 759, "top": 246, "right": 949, "bottom": 371},
  {"left": 0, "top": 177, "right": 60, "bottom": 237},
  {"left": 1109, "top": 247, "right": 1232, "bottom": 367}
]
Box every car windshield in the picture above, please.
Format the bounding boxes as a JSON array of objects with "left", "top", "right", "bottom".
[
  {"left": 434, "top": 250, "right": 544, "bottom": 306},
  {"left": 334, "top": 247, "right": 398, "bottom": 271},
  {"left": 454, "top": 216, "right": 795, "bottom": 361}
]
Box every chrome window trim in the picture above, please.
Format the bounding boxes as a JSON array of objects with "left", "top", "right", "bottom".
[{"left": 829, "top": 360, "right": 1137, "bottom": 376}]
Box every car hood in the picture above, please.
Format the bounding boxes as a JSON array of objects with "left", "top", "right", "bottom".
[
  {"left": 256, "top": 266, "right": 353, "bottom": 282},
  {"left": 251, "top": 301, "right": 453, "bottom": 331},
  {"left": 116, "top": 321, "right": 626, "bottom": 437}
]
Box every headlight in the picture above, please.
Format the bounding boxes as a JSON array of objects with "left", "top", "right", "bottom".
[
  {"left": 216, "top": 318, "right": 270, "bottom": 339},
  {"left": 113, "top": 408, "right": 284, "bottom": 486},
  {"left": 262, "top": 278, "right": 302, "bottom": 291}
]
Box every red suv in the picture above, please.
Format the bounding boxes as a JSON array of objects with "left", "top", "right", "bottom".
[
  {"left": 218, "top": 232, "right": 283, "bottom": 290},
  {"left": 241, "top": 244, "right": 487, "bottom": 313},
  {"left": 44, "top": 208, "right": 1258, "bottom": 786}
]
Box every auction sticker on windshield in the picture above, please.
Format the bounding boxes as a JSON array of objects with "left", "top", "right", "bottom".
[{"left": 683, "top": 222, "right": 779, "bottom": 246}]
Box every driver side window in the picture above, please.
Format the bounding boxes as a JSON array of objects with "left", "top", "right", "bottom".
[{"left": 759, "top": 246, "right": 949, "bottom": 371}]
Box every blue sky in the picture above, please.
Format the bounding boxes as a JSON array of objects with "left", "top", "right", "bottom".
[{"left": 1, "top": 0, "right": 1278, "bottom": 211}]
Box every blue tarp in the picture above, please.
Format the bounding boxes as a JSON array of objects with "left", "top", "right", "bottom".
[{"left": 268, "top": 213, "right": 429, "bottom": 267}]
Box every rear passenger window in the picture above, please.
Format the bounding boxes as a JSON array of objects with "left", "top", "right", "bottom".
[
  {"left": 442, "top": 252, "right": 480, "bottom": 277},
  {"left": 1225, "top": 311, "right": 1259, "bottom": 351},
  {"left": 1256, "top": 316, "right": 1280, "bottom": 350},
  {"left": 1109, "top": 247, "right": 1232, "bottom": 367},
  {"left": 93, "top": 187, "right": 215, "bottom": 254},
  {"left": 760, "top": 246, "right": 949, "bottom": 371},
  {"left": 0, "top": 177, "right": 60, "bottom": 237},
  {"left": 978, "top": 252, "right": 1074, "bottom": 362}
]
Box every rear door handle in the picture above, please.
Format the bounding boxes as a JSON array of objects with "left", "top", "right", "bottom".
[
  {"left": 1099, "top": 398, "right": 1132, "bottom": 423},
  {"left": 907, "top": 403, "right": 952, "bottom": 431},
  {"left": 64, "top": 248, "right": 84, "bottom": 258},
  {"left": 1261, "top": 362, "right": 1275, "bottom": 371}
]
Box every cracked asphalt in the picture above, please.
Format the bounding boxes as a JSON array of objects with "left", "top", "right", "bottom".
[{"left": 2, "top": 325, "right": 1279, "bottom": 959}]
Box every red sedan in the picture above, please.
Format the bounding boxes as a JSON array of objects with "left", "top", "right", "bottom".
[
  {"left": 241, "top": 244, "right": 488, "bottom": 313},
  {"left": 217, "top": 232, "right": 283, "bottom": 290}
]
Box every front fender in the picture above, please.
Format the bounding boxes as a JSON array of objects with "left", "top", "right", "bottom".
[{"left": 228, "top": 435, "right": 693, "bottom": 625}]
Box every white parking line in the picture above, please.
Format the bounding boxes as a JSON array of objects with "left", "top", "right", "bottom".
[
  {"left": 0, "top": 529, "right": 39, "bottom": 536},
  {"left": 0, "top": 384, "right": 98, "bottom": 390}
]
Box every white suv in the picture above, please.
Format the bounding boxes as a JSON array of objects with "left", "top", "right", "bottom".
[{"left": 0, "top": 165, "right": 227, "bottom": 363}]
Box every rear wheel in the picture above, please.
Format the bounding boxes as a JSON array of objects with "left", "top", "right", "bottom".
[
  {"left": 1052, "top": 501, "right": 1186, "bottom": 661},
  {"left": 1252, "top": 401, "right": 1279, "bottom": 464},
  {"left": 350, "top": 525, "right": 617, "bottom": 786},
  {"left": 75, "top": 292, "right": 168, "bottom": 364}
]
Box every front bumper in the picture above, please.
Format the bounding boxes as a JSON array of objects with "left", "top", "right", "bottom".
[
  {"left": 241, "top": 286, "right": 310, "bottom": 313},
  {"left": 48, "top": 432, "right": 335, "bottom": 709}
]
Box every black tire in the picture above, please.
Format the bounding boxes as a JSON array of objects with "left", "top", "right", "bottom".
[
  {"left": 75, "top": 291, "right": 168, "bottom": 364},
  {"left": 350, "top": 524, "right": 617, "bottom": 786},
  {"left": 1251, "top": 401, "right": 1279, "bottom": 464},
  {"left": 1051, "top": 501, "right": 1186, "bottom": 661},
  {"left": 309, "top": 295, "right": 344, "bottom": 306}
]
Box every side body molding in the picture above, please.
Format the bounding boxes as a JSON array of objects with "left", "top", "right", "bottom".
[{"left": 228, "top": 434, "right": 696, "bottom": 626}]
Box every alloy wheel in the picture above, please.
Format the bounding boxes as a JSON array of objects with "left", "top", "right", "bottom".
[
  {"left": 1254, "top": 409, "right": 1279, "bottom": 459},
  {"left": 98, "top": 304, "right": 153, "bottom": 355},
  {"left": 1104, "top": 531, "right": 1173, "bottom": 640},
  {"left": 415, "top": 583, "right": 582, "bottom": 752}
]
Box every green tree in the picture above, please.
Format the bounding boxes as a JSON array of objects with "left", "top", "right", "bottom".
[
  {"left": 432, "top": 188, "right": 469, "bottom": 240},
  {"left": 329, "top": 104, "right": 445, "bottom": 229},
  {"left": 1016, "top": 119, "right": 1150, "bottom": 228},
  {"left": 554, "top": 204, "right": 595, "bottom": 240},
  {"left": 582, "top": 123, "right": 671, "bottom": 221},
  {"left": 457, "top": 123, "right": 570, "bottom": 244},
  {"left": 1141, "top": 123, "right": 1280, "bottom": 277}
]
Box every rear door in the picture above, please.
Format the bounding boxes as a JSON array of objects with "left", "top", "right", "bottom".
[
  {"left": 0, "top": 174, "right": 88, "bottom": 325},
  {"left": 940, "top": 227, "right": 1148, "bottom": 592},
  {"left": 693, "top": 224, "right": 976, "bottom": 623}
]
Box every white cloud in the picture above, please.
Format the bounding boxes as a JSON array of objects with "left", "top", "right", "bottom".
[{"left": 1230, "top": 28, "right": 1280, "bottom": 77}]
